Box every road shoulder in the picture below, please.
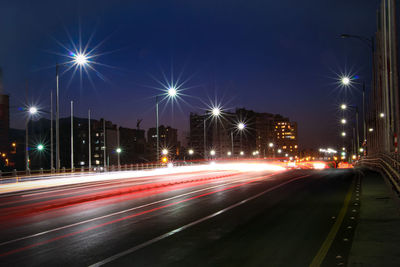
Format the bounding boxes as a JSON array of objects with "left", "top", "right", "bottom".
[{"left": 348, "top": 169, "right": 400, "bottom": 267}]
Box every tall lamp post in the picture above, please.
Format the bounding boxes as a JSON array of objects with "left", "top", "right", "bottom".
[
  {"left": 203, "top": 107, "right": 221, "bottom": 160},
  {"left": 26, "top": 106, "right": 38, "bottom": 172},
  {"left": 155, "top": 87, "right": 177, "bottom": 162},
  {"left": 237, "top": 122, "right": 245, "bottom": 155},
  {"left": 340, "top": 34, "right": 375, "bottom": 153},
  {"left": 55, "top": 52, "right": 89, "bottom": 172}
]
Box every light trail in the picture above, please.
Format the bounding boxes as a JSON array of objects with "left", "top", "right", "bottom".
[
  {"left": 0, "top": 162, "right": 285, "bottom": 194},
  {"left": 0, "top": 171, "right": 282, "bottom": 248},
  {"left": 0, "top": 171, "right": 292, "bottom": 257},
  {"left": 0, "top": 170, "right": 230, "bottom": 207}
]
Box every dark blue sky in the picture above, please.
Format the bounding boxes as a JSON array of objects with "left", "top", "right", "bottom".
[{"left": 0, "top": 0, "right": 378, "bottom": 148}]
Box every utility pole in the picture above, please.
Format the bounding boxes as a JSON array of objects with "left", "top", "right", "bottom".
[
  {"left": 71, "top": 101, "right": 74, "bottom": 171},
  {"left": 156, "top": 96, "right": 159, "bottom": 162},
  {"left": 88, "top": 109, "right": 91, "bottom": 170},
  {"left": 50, "top": 90, "right": 54, "bottom": 171},
  {"left": 103, "top": 119, "right": 107, "bottom": 170},
  {"left": 56, "top": 64, "right": 60, "bottom": 171}
]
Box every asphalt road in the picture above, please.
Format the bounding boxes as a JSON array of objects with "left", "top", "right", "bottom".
[{"left": 0, "top": 168, "right": 358, "bottom": 266}]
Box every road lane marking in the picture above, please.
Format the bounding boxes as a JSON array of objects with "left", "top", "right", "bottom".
[
  {"left": 309, "top": 179, "right": 355, "bottom": 267},
  {"left": 88, "top": 174, "right": 310, "bottom": 267},
  {"left": 0, "top": 172, "right": 283, "bottom": 247},
  {"left": 0, "top": 172, "right": 288, "bottom": 257}
]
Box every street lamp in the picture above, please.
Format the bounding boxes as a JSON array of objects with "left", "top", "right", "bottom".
[
  {"left": 340, "top": 104, "right": 347, "bottom": 110},
  {"left": 210, "top": 150, "right": 216, "bottom": 156},
  {"left": 341, "top": 131, "right": 346, "bottom": 137},
  {"left": 74, "top": 53, "right": 88, "bottom": 66},
  {"left": 29, "top": 107, "right": 38, "bottom": 115},
  {"left": 168, "top": 87, "right": 177, "bottom": 97},
  {"left": 116, "top": 147, "right": 122, "bottom": 169},
  {"left": 37, "top": 144, "right": 44, "bottom": 151},
  {"left": 268, "top": 142, "right": 275, "bottom": 158},
  {"left": 240, "top": 151, "right": 244, "bottom": 156},
  {"left": 188, "top": 149, "right": 194, "bottom": 155},
  {"left": 55, "top": 53, "right": 90, "bottom": 172},
  {"left": 212, "top": 107, "right": 221, "bottom": 117},
  {"left": 369, "top": 128, "right": 374, "bottom": 132},
  {"left": 341, "top": 76, "right": 351, "bottom": 86},
  {"left": 162, "top": 148, "right": 169, "bottom": 155},
  {"left": 340, "top": 34, "right": 375, "bottom": 154},
  {"left": 156, "top": 87, "right": 178, "bottom": 163},
  {"left": 379, "top": 112, "right": 385, "bottom": 118},
  {"left": 236, "top": 122, "right": 246, "bottom": 155},
  {"left": 341, "top": 118, "right": 347, "bottom": 124},
  {"left": 269, "top": 142, "right": 274, "bottom": 147},
  {"left": 204, "top": 107, "right": 222, "bottom": 160},
  {"left": 25, "top": 106, "right": 38, "bottom": 172},
  {"left": 237, "top": 122, "right": 245, "bottom": 130}
]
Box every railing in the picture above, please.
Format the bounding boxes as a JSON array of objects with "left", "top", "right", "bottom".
[
  {"left": 0, "top": 157, "right": 283, "bottom": 185},
  {"left": 357, "top": 153, "right": 400, "bottom": 194},
  {"left": 0, "top": 161, "right": 199, "bottom": 184}
]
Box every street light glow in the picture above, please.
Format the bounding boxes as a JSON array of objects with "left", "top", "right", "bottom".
[
  {"left": 341, "top": 131, "right": 346, "bottom": 137},
  {"left": 340, "top": 104, "right": 347, "bottom": 110},
  {"left": 73, "top": 53, "right": 89, "bottom": 66},
  {"left": 269, "top": 142, "right": 274, "bottom": 148},
  {"left": 240, "top": 151, "right": 244, "bottom": 156},
  {"left": 341, "top": 76, "right": 351, "bottom": 85},
  {"left": 210, "top": 150, "right": 216, "bottom": 156},
  {"left": 379, "top": 112, "right": 385, "bottom": 118},
  {"left": 237, "top": 122, "right": 245, "bottom": 130},
  {"left": 168, "top": 87, "right": 177, "bottom": 97},
  {"left": 369, "top": 128, "right": 374, "bottom": 132},
  {"left": 341, "top": 118, "right": 347, "bottom": 124},
  {"left": 162, "top": 149, "right": 169, "bottom": 155},
  {"left": 188, "top": 149, "right": 194, "bottom": 155},
  {"left": 227, "top": 151, "right": 232, "bottom": 156},
  {"left": 29, "top": 106, "right": 38, "bottom": 115},
  {"left": 37, "top": 144, "right": 44, "bottom": 151},
  {"left": 277, "top": 149, "right": 282, "bottom": 153},
  {"left": 211, "top": 107, "right": 221, "bottom": 117},
  {"left": 116, "top": 148, "right": 122, "bottom": 153}
]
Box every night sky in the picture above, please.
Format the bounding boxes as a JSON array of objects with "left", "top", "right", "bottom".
[{"left": 0, "top": 0, "right": 378, "bottom": 149}]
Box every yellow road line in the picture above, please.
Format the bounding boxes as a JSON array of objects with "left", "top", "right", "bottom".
[{"left": 309, "top": 179, "right": 355, "bottom": 267}]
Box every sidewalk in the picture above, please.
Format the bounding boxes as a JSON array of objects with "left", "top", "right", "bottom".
[{"left": 348, "top": 169, "right": 400, "bottom": 266}]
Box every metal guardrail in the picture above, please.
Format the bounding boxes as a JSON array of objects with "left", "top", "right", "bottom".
[
  {"left": 0, "top": 161, "right": 198, "bottom": 184},
  {"left": 0, "top": 157, "right": 280, "bottom": 184},
  {"left": 357, "top": 153, "right": 400, "bottom": 194}
]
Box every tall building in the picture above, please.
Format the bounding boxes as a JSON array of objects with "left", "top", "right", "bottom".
[
  {"left": 189, "top": 108, "right": 299, "bottom": 158},
  {"left": 274, "top": 119, "right": 298, "bottom": 156},
  {"left": 0, "top": 68, "right": 10, "bottom": 154}
]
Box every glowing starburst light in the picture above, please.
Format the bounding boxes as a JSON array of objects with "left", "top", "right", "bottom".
[
  {"left": 237, "top": 122, "right": 245, "bottom": 130},
  {"left": 341, "top": 76, "right": 351, "bottom": 86},
  {"left": 73, "top": 53, "right": 89, "bottom": 66},
  {"left": 168, "top": 87, "right": 177, "bottom": 97},
  {"left": 212, "top": 107, "right": 221, "bottom": 117}
]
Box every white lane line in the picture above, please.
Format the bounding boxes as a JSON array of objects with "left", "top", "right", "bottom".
[
  {"left": 0, "top": 172, "right": 281, "bottom": 247},
  {"left": 89, "top": 174, "right": 310, "bottom": 267}
]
